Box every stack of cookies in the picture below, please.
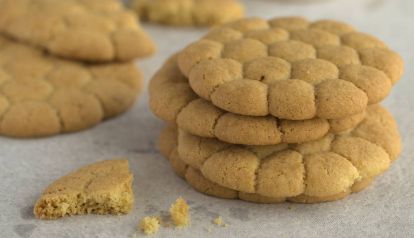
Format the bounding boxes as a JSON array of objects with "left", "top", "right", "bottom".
[
  {"left": 150, "top": 16, "right": 404, "bottom": 203},
  {"left": 0, "top": 0, "right": 155, "bottom": 138}
]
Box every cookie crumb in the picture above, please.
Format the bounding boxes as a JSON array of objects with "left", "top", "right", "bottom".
[
  {"left": 139, "top": 216, "right": 160, "bottom": 235},
  {"left": 169, "top": 197, "right": 189, "bottom": 227},
  {"left": 213, "top": 216, "right": 223, "bottom": 226}
]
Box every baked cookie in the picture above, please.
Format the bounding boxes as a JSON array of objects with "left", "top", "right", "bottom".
[
  {"left": 178, "top": 17, "right": 404, "bottom": 120},
  {"left": 0, "top": 37, "right": 142, "bottom": 138},
  {"left": 173, "top": 105, "right": 401, "bottom": 200},
  {"left": 130, "top": 0, "right": 244, "bottom": 26},
  {"left": 159, "top": 126, "right": 377, "bottom": 204},
  {"left": 150, "top": 55, "right": 365, "bottom": 145},
  {"left": 0, "top": 0, "right": 155, "bottom": 62},
  {"left": 34, "top": 159, "right": 134, "bottom": 219}
]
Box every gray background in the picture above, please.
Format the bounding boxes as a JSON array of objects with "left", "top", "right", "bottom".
[{"left": 1, "top": 0, "right": 413, "bottom": 237}]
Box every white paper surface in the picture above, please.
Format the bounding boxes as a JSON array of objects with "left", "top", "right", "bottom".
[{"left": 1, "top": 0, "right": 413, "bottom": 237}]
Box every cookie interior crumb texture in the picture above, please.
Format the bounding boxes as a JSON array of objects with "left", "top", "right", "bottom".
[
  {"left": 169, "top": 197, "right": 190, "bottom": 227},
  {"left": 34, "top": 160, "right": 134, "bottom": 220},
  {"left": 139, "top": 216, "right": 161, "bottom": 235}
]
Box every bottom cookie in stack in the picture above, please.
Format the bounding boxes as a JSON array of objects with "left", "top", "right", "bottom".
[{"left": 159, "top": 105, "right": 401, "bottom": 204}]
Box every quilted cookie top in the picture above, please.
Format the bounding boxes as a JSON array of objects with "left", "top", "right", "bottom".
[
  {"left": 0, "top": 36, "right": 142, "bottom": 138},
  {"left": 150, "top": 54, "right": 366, "bottom": 146},
  {"left": 176, "top": 105, "right": 401, "bottom": 199},
  {"left": 178, "top": 17, "right": 404, "bottom": 120},
  {"left": 161, "top": 127, "right": 377, "bottom": 204},
  {"left": 0, "top": 0, "right": 155, "bottom": 62},
  {"left": 130, "top": 0, "right": 244, "bottom": 26}
]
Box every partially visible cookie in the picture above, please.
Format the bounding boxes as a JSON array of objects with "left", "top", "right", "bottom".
[
  {"left": 0, "top": 37, "right": 142, "bottom": 138},
  {"left": 34, "top": 159, "right": 134, "bottom": 219},
  {"left": 175, "top": 105, "right": 401, "bottom": 199},
  {"left": 160, "top": 127, "right": 376, "bottom": 204},
  {"left": 178, "top": 17, "right": 404, "bottom": 119},
  {"left": 150, "top": 55, "right": 365, "bottom": 145},
  {"left": 130, "top": 0, "right": 244, "bottom": 26},
  {"left": 0, "top": 0, "right": 155, "bottom": 62}
]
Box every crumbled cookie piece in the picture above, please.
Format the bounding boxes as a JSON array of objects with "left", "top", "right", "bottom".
[
  {"left": 213, "top": 216, "right": 223, "bottom": 226},
  {"left": 139, "top": 216, "right": 161, "bottom": 235},
  {"left": 169, "top": 197, "right": 190, "bottom": 227},
  {"left": 34, "top": 160, "right": 134, "bottom": 219}
]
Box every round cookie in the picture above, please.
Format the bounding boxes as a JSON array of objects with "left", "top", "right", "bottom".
[
  {"left": 178, "top": 17, "right": 404, "bottom": 120},
  {"left": 159, "top": 125, "right": 377, "bottom": 204},
  {"left": 130, "top": 0, "right": 244, "bottom": 26},
  {"left": 150, "top": 54, "right": 365, "bottom": 146},
  {"left": 0, "top": 37, "right": 142, "bottom": 138},
  {"left": 175, "top": 105, "right": 401, "bottom": 199},
  {"left": 0, "top": 0, "right": 155, "bottom": 62}
]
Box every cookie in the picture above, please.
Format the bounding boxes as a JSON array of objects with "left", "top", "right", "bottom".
[
  {"left": 159, "top": 126, "right": 376, "bottom": 204},
  {"left": 0, "top": 0, "right": 155, "bottom": 62},
  {"left": 150, "top": 54, "right": 365, "bottom": 145},
  {"left": 177, "top": 17, "right": 404, "bottom": 120},
  {"left": 174, "top": 105, "right": 401, "bottom": 199},
  {"left": 0, "top": 37, "right": 142, "bottom": 138},
  {"left": 130, "top": 0, "right": 244, "bottom": 26},
  {"left": 34, "top": 159, "right": 134, "bottom": 219}
]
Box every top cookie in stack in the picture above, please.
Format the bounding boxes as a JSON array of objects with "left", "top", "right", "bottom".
[
  {"left": 150, "top": 16, "right": 403, "bottom": 146},
  {"left": 177, "top": 17, "right": 403, "bottom": 120},
  {"left": 150, "top": 16, "right": 404, "bottom": 203},
  {"left": 0, "top": 0, "right": 155, "bottom": 138}
]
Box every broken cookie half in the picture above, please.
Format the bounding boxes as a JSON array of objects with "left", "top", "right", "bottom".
[{"left": 34, "top": 159, "right": 134, "bottom": 220}]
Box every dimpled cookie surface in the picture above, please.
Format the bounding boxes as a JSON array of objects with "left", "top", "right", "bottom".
[
  {"left": 170, "top": 105, "right": 401, "bottom": 202},
  {"left": 159, "top": 125, "right": 382, "bottom": 204},
  {"left": 0, "top": 0, "right": 155, "bottom": 62},
  {"left": 0, "top": 36, "right": 142, "bottom": 138},
  {"left": 130, "top": 0, "right": 244, "bottom": 26},
  {"left": 150, "top": 54, "right": 366, "bottom": 145},
  {"left": 34, "top": 160, "right": 134, "bottom": 219},
  {"left": 178, "top": 17, "right": 404, "bottom": 120}
]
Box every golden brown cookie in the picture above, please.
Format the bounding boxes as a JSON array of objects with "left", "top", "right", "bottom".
[
  {"left": 159, "top": 126, "right": 377, "bottom": 204},
  {"left": 173, "top": 105, "right": 401, "bottom": 199},
  {"left": 130, "top": 0, "right": 244, "bottom": 26},
  {"left": 178, "top": 17, "right": 404, "bottom": 119},
  {"left": 0, "top": 37, "right": 142, "bottom": 138},
  {"left": 34, "top": 159, "right": 134, "bottom": 219},
  {"left": 0, "top": 0, "right": 155, "bottom": 62},
  {"left": 150, "top": 54, "right": 365, "bottom": 145}
]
